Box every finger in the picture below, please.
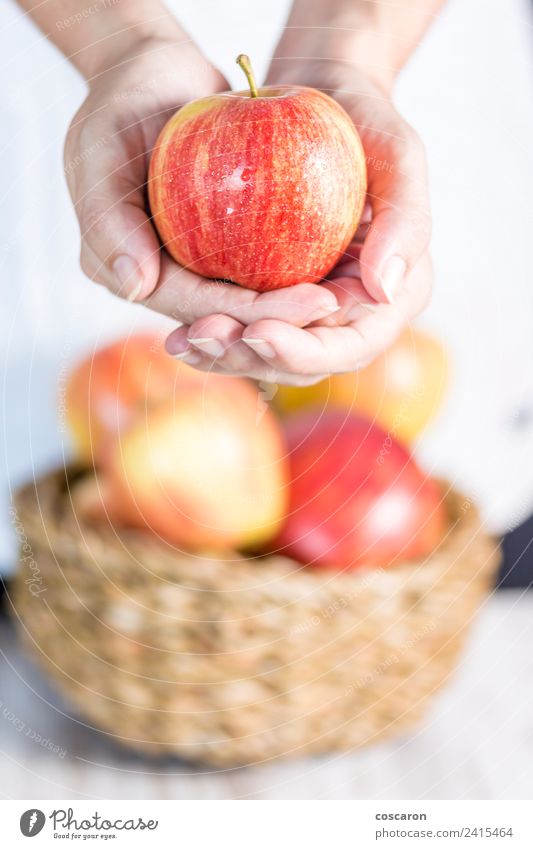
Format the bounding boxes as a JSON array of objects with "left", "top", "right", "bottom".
[
  {"left": 358, "top": 121, "right": 431, "bottom": 304},
  {"left": 66, "top": 117, "right": 162, "bottom": 301},
  {"left": 242, "top": 320, "right": 365, "bottom": 375},
  {"left": 187, "top": 314, "right": 245, "bottom": 355},
  {"left": 242, "top": 254, "right": 432, "bottom": 374},
  {"left": 188, "top": 359, "right": 329, "bottom": 385},
  {"left": 164, "top": 321, "right": 328, "bottom": 384},
  {"left": 189, "top": 359, "right": 329, "bottom": 386},
  {"left": 166, "top": 315, "right": 266, "bottom": 374},
  {"left": 144, "top": 253, "right": 339, "bottom": 326},
  {"left": 163, "top": 325, "right": 204, "bottom": 367},
  {"left": 187, "top": 314, "right": 270, "bottom": 374},
  {"left": 317, "top": 275, "right": 379, "bottom": 325}
]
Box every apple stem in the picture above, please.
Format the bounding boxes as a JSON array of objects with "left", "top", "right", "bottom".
[{"left": 236, "top": 54, "right": 259, "bottom": 98}]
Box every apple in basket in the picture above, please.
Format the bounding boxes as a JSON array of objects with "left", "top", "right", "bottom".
[
  {"left": 275, "top": 411, "right": 446, "bottom": 569},
  {"left": 148, "top": 55, "right": 366, "bottom": 291},
  {"left": 99, "top": 375, "right": 289, "bottom": 551},
  {"left": 273, "top": 327, "right": 449, "bottom": 445},
  {"left": 66, "top": 334, "right": 204, "bottom": 464}
]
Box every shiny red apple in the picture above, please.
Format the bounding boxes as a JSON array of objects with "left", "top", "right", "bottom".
[
  {"left": 148, "top": 55, "right": 367, "bottom": 292},
  {"left": 276, "top": 411, "right": 446, "bottom": 569}
]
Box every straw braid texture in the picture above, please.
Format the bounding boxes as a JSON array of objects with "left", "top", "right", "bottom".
[{"left": 11, "top": 469, "right": 500, "bottom": 767}]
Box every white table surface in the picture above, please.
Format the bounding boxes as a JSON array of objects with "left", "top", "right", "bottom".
[{"left": 1, "top": 589, "right": 532, "bottom": 800}]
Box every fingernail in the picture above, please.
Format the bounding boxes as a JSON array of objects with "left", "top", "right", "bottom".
[
  {"left": 309, "top": 304, "right": 341, "bottom": 323},
  {"left": 242, "top": 338, "right": 276, "bottom": 359},
  {"left": 112, "top": 255, "right": 143, "bottom": 301},
  {"left": 320, "top": 305, "right": 342, "bottom": 318},
  {"left": 126, "top": 281, "right": 143, "bottom": 303},
  {"left": 187, "top": 337, "right": 224, "bottom": 357},
  {"left": 380, "top": 256, "right": 406, "bottom": 303},
  {"left": 173, "top": 351, "right": 202, "bottom": 366}
]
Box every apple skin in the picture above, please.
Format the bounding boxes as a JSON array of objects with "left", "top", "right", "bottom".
[
  {"left": 105, "top": 377, "right": 289, "bottom": 551},
  {"left": 275, "top": 411, "right": 447, "bottom": 570},
  {"left": 272, "top": 328, "right": 449, "bottom": 444},
  {"left": 66, "top": 334, "right": 204, "bottom": 465},
  {"left": 148, "top": 86, "right": 366, "bottom": 292}
]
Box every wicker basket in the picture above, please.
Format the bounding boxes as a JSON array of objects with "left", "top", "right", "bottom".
[{"left": 10, "top": 468, "right": 500, "bottom": 767}]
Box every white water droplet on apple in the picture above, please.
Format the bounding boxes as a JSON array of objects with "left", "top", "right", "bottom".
[
  {"left": 226, "top": 207, "right": 234, "bottom": 215},
  {"left": 223, "top": 165, "right": 249, "bottom": 191}
]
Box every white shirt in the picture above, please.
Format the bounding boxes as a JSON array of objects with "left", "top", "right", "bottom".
[{"left": 1, "top": 0, "right": 533, "bottom": 572}]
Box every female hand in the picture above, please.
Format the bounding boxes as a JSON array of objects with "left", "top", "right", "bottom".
[
  {"left": 166, "top": 46, "right": 432, "bottom": 383},
  {"left": 64, "top": 35, "right": 340, "bottom": 332}
]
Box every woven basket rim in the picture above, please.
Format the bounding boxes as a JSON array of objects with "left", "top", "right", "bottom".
[
  {"left": 10, "top": 467, "right": 501, "bottom": 767},
  {"left": 13, "top": 466, "right": 494, "bottom": 581}
]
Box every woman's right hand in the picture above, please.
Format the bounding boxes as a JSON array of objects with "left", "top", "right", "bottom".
[{"left": 64, "top": 34, "right": 340, "bottom": 343}]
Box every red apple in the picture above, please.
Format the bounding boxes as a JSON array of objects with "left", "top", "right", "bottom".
[
  {"left": 66, "top": 334, "right": 203, "bottom": 464},
  {"left": 148, "top": 55, "right": 366, "bottom": 292},
  {"left": 276, "top": 411, "right": 446, "bottom": 569},
  {"left": 273, "top": 327, "right": 449, "bottom": 444},
  {"left": 105, "top": 377, "right": 289, "bottom": 551}
]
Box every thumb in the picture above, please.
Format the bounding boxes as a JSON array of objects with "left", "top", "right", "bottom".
[
  {"left": 75, "top": 175, "right": 161, "bottom": 303},
  {"left": 359, "top": 130, "right": 431, "bottom": 304},
  {"left": 65, "top": 128, "right": 161, "bottom": 301}
]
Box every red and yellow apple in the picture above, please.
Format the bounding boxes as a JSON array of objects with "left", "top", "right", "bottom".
[
  {"left": 104, "top": 377, "right": 289, "bottom": 551},
  {"left": 273, "top": 327, "right": 449, "bottom": 444},
  {"left": 67, "top": 335, "right": 289, "bottom": 550},
  {"left": 148, "top": 55, "right": 366, "bottom": 291},
  {"left": 66, "top": 334, "right": 202, "bottom": 464},
  {"left": 276, "top": 411, "right": 446, "bottom": 569}
]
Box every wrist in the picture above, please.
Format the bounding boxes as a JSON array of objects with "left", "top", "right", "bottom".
[
  {"left": 65, "top": 5, "right": 185, "bottom": 81},
  {"left": 278, "top": 0, "right": 400, "bottom": 93}
]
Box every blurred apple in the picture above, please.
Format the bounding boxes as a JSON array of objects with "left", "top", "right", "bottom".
[
  {"left": 273, "top": 328, "right": 448, "bottom": 444},
  {"left": 66, "top": 334, "right": 201, "bottom": 464},
  {"left": 276, "top": 411, "right": 446, "bottom": 569},
  {"left": 105, "top": 376, "right": 289, "bottom": 551}
]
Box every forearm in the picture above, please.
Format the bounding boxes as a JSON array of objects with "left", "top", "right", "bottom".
[
  {"left": 279, "top": 0, "right": 447, "bottom": 91},
  {"left": 15, "top": 0, "right": 184, "bottom": 80}
]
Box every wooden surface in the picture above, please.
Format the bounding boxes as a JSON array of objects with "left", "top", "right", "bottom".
[{"left": 1, "top": 590, "right": 533, "bottom": 800}]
